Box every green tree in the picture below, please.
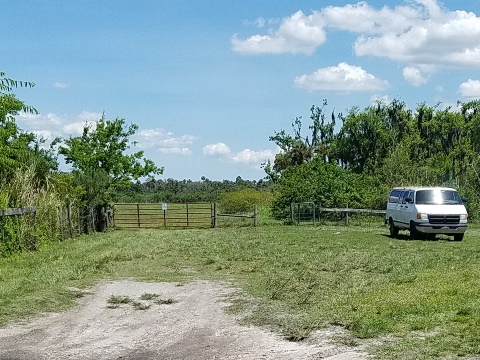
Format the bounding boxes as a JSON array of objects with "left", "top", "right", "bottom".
[
  {"left": 0, "top": 72, "right": 58, "bottom": 185},
  {"left": 271, "top": 157, "right": 379, "bottom": 219},
  {"left": 265, "top": 100, "right": 337, "bottom": 181},
  {"left": 335, "top": 106, "right": 389, "bottom": 173},
  {"left": 59, "top": 115, "right": 163, "bottom": 209},
  {"left": 60, "top": 115, "right": 162, "bottom": 185}
]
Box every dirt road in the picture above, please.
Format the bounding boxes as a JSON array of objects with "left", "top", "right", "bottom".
[{"left": 0, "top": 280, "right": 368, "bottom": 359}]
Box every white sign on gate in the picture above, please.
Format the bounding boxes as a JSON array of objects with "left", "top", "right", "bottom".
[{"left": 162, "top": 202, "right": 168, "bottom": 211}]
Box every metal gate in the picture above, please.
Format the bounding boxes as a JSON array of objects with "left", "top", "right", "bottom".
[
  {"left": 113, "top": 202, "right": 213, "bottom": 228},
  {"left": 290, "top": 202, "right": 316, "bottom": 225}
]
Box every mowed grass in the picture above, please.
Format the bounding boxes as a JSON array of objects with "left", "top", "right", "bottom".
[{"left": 1, "top": 224, "right": 480, "bottom": 359}]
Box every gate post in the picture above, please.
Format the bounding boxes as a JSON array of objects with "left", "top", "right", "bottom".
[
  {"left": 253, "top": 204, "right": 258, "bottom": 227},
  {"left": 213, "top": 202, "right": 218, "bottom": 228}
]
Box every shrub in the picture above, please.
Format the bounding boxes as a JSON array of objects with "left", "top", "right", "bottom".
[
  {"left": 272, "top": 158, "right": 380, "bottom": 219},
  {"left": 219, "top": 189, "right": 275, "bottom": 214}
]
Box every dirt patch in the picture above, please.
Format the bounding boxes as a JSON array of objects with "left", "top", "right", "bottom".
[{"left": 0, "top": 280, "right": 368, "bottom": 359}]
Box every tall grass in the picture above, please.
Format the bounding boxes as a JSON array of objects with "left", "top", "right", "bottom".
[
  {"left": 0, "top": 166, "right": 63, "bottom": 256},
  {"left": 1, "top": 224, "right": 480, "bottom": 359}
]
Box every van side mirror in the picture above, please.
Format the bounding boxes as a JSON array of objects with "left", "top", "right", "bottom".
[
  {"left": 405, "top": 197, "right": 413, "bottom": 204},
  {"left": 462, "top": 197, "right": 468, "bottom": 203}
]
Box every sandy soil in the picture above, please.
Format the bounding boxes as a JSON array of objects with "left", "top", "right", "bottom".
[{"left": 0, "top": 280, "right": 369, "bottom": 359}]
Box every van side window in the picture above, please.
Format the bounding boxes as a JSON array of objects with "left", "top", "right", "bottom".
[
  {"left": 405, "top": 191, "right": 414, "bottom": 204},
  {"left": 389, "top": 189, "right": 401, "bottom": 203},
  {"left": 399, "top": 191, "right": 406, "bottom": 204}
]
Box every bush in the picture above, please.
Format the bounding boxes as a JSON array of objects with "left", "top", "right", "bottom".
[
  {"left": 272, "top": 158, "right": 380, "bottom": 219},
  {"left": 219, "top": 189, "right": 275, "bottom": 214}
]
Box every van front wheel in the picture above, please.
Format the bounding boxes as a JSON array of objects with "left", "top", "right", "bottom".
[
  {"left": 389, "top": 221, "right": 399, "bottom": 238},
  {"left": 409, "top": 222, "right": 418, "bottom": 240},
  {"left": 453, "top": 234, "right": 464, "bottom": 242}
]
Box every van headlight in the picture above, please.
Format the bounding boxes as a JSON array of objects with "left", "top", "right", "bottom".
[
  {"left": 460, "top": 214, "right": 468, "bottom": 220},
  {"left": 416, "top": 213, "right": 428, "bottom": 220}
]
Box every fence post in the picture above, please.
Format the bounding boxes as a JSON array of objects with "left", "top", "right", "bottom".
[
  {"left": 67, "top": 202, "right": 74, "bottom": 238},
  {"left": 312, "top": 204, "right": 316, "bottom": 226},
  {"left": 290, "top": 203, "right": 293, "bottom": 223},
  {"left": 253, "top": 204, "right": 258, "bottom": 227},
  {"left": 91, "top": 207, "right": 96, "bottom": 233},
  {"left": 213, "top": 202, "right": 218, "bottom": 228},
  {"left": 186, "top": 202, "right": 189, "bottom": 227},
  {"left": 78, "top": 208, "right": 82, "bottom": 235},
  {"left": 58, "top": 207, "right": 65, "bottom": 240},
  {"left": 345, "top": 203, "right": 349, "bottom": 226},
  {"left": 163, "top": 205, "right": 166, "bottom": 228}
]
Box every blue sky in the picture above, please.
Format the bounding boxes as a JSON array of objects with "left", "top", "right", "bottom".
[{"left": 3, "top": 0, "right": 480, "bottom": 181}]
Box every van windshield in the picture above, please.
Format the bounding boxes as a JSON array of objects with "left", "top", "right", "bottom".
[{"left": 415, "top": 189, "right": 462, "bottom": 205}]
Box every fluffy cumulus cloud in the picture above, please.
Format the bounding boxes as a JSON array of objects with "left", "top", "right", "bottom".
[
  {"left": 459, "top": 79, "right": 480, "bottom": 98},
  {"left": 203, "top": 143, "right": 231, "bottom": 156},
  {"left": 53, "top": 82, "right": 69, "bottom": 89},
  {"left": 134, "top": 129, "right": 196, "bottom": 155},
  {"left": 402, "top": 66, "right": 429, "bottom": 86},
  {"left": 232, "top": 10, "right": 326, "bottom": 55},
  {"left": 17, "top": 112, "right": 195, "bottom": 155},
  {"left": 233, "top": 1, "right": 480, "bottom": 70},
  {"left": 16, "top": 111, "right": 101, "bottom": 141},
  {"left": 294, "top": 62, "right": 389, "bottom": 92},
  {"left": 232, "top": 149, "right": 275, "bottom": 166},
  {"left": 203, "top": 142, "right": 277, "bottom": 168}
]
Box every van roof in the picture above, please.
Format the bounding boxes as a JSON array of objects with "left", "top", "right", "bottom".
[{"left": 391, "top": 186, "right": 458, "bottom": 191}]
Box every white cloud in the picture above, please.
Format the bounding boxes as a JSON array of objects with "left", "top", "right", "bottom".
[
  {"left": 232, "top": 10, "right": 326, "bottom": 55},
  {"left": 232, "top": 149, "right": 275, "bottom": 166},
  {"left": 233, "top": 1, "right": 480, "bottom": 71},
  {"left": 459, "top": 79, "right": 480, "bottom": 98},
  {"left": 203, "top": 143, "right": 231, "bottom": 156},
  {"left": 16, "top": 112, "right": 195, "bottom": 156},
  {"left": 403, "top": 66, "right": 429, "bottom": 86},
  {"left": 159, "top": 147, "right": 191, "bottom": 155},
  {"left": 134, "top": 128, "right": 196, "bottom": 155},
  {"left": 203, "top": 142, "right": 278, "bottom": 169},
  {"left": 53, "top": 82, "right": 69, "bottom": 89},
  {"left": 371, "top": 94, "right": 390, "bottom": 105},
  {"left": 294, "top": 62, "right": 389, "bottom": 92},
  {"left": 17, "top": 111, "right": 101, "bottom": 140},
  {"left": 254, "top": 17, "right": 266, "bottom": 28}
]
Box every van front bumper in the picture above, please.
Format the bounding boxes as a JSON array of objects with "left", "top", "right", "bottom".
[{"left": 414, "top": 222, "right": 468, "bottom": 234}]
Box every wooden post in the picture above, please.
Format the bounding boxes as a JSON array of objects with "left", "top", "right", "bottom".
[
  {"left": 33, "top": 208, "right": 38, "bottom": 249},
  {"left": 77, "top": 208, "right": 82, "bottom": 235},
  {"left": 312, "top": 203, "right": 316, "bottom": 226},
  {"left": 67, "top": 202, "right": 74, "bottom": 238},
  {"left": 58, "top": 207, "right": 65, "bottom": 240},
  {"left": 186, "top": 203, "right": 189, "bottom": 227},
  {"left": 213, "top": 202, "right": 217, "bottom": 228},
  {"left": 105, "top": 208, "right": 110, "bottom": 228},
  {"left": 91, "top": 207, "right": 96, "bottom": 233},
  {"left": 290, "top": 203, "right": 294, "bottom": 223},
  {"left": 253, "top": 204, "right": 258, "bottom": 227},
  {"left": 345, "top": 204, "right": 349, "bottom": 226}
]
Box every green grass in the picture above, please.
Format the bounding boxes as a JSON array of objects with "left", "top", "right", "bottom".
[{"left": 1, "top": 224, "right": 480, "bottom": 359}]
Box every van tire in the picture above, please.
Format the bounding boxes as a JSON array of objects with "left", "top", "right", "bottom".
[
  {"left": 453, "top": 234, "right": 464, "bottom": 242},
  {"left": 409, "top": 222, "right": 418, "bottom": 240},
  {"left": 389, "top": 220, "right": 399, "bottom": 238}
]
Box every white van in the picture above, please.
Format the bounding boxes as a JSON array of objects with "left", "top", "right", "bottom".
[{"left": 385, "top": 187, "right": 468, "bottom": 241}]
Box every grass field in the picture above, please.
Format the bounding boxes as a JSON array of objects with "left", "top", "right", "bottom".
[{"left": 1, "top": 223, "right": 480, "bottom": 359}]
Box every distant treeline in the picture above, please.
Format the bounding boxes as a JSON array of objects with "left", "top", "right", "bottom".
[{"left": 113, "top": 176, "right": 274, "bottom": 204}]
